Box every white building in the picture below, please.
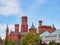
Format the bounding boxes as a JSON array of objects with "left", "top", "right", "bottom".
[{"left": 40, "top": 29, "right": 60, "bottom": 44}]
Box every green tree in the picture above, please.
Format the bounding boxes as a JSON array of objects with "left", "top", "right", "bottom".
[
  {"left": 5, "top": 39, "right": 9, "bottom": 45},
  {"left": 42, "top": 43, "right": 47, "bottom": 45},
  {"left": 0, "top": 37, "right": 2, "bottom": 45},
  {"left": 0, "top": 37, "right": 4, "bottom": 45},
  {"left": 49, "top": 40, "right": 56, "bottom": 45},
  {"left": 56, "top": 43, "right": 60, "bottom": 45},
  {"left": 0, "top": 37, "right": 2, "bottom": 43},
  {"left": 8, "top": 38, "right": 14, "bottom": 45},
  {"left": 21, "top": 33, "right": 41, "bottom": 45},
  {"left": 49, "top": 42, "right": 52, "bottom": 45}
]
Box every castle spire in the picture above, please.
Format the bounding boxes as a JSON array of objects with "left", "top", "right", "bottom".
[
  {"left": 31, "top": 22, "right": 35, "bottom": 28},
  {"left": 52, "top": 24, "right": 55, "bottom": 28},
  {"left": 6, "top": 25, "right": 9, "bottom": 39},
  {"left": 29, "top": 22, "right": 37, "bottom": 30},
  {"left": 29, "top": 22, "right": 37, "bottom": 33},
  {"left": 6, "top": 25, "right": 9, "bottom": 30}
]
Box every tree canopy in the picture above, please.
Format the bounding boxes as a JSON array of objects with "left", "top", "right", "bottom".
[
  {"left": 21, "top": 33, "right": 41, "bottom": 45},
  {"left": 0, "top": 37, "right": 4, "bottom": 45}
]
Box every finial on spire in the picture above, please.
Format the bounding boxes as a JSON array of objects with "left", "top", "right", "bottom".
[
  {"left": 52, "top": 24, "right": 55, "bottom": 28},
  {"left": 29, "top": 22, "right": 37, "bottom": 30},
  {"left": 6, "top": 24, "right": 9, "bottom": 31},
  {"left": 6, "top": 24, "right": 8, "bottom": 29},
  {"left": 7, "top": 24, "right": 8, "bottom": 28},
  {"left": 6, "top": 24, "right": 9, "bottom": 39},
  {"left": 31, "top": 22, "right": 34, "bottom": 27}
]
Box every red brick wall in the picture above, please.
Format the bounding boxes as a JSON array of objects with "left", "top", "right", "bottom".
[
  {"left": 21, "top": 16, "right": 28, "bottom": 32},
  {"left": 39, "top": 27, "right": 56, "bottom": 34},
  {"left": 38, "top": 20, "right": 56, "bottom": 34}
]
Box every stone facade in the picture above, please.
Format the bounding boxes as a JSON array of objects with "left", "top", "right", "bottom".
[
  {"left": 6, "top": 16, "right": 56, "bottom": 44},
  {"left": 41, "top": 34, "right": 60, "bottom": 44},
  {"left": 6, "top": 16, "right": 28, "bottom": 42},
  {"left": 38, "top": 20, "right": 56, "bottom": 34},
  {"left": 21, "top": 16, "right": 28, "bottom": 32}
]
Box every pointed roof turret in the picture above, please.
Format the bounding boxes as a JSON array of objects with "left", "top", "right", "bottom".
[
  {"left": 29, "top": 23, "right": 37, "bottom": 30},
  {"left": 6, "top": 25, "right": 9, "bottom": 39},
  {"left": 6, "top": 25, "right": 9, "bottom": 32},
  {"left": 7, "top": 25, "right": 8, "bottom": 28},
  {"left": 52, "top": 24, "right": 55, "bottom": 28}
]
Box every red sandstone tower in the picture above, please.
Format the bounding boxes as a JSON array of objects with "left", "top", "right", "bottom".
[
  {"left": 39, "top": 20, "right": 42, "bottom": 27},
  {"left": 15, "top": 24, "right": 19, "bottom": 40},
  {"left": 21, "top": 16, "right": 28, "bottom": 32},
  {"left": 6, "top": 25, "right": 9, "bottom": 39},
  {"left": 38, "top": 20, "right": 42, "bottom": 34}
]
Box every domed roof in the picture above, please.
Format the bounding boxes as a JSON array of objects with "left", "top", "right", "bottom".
[{"left": 29, "top": 23, "right": 37, "bottom": 30}]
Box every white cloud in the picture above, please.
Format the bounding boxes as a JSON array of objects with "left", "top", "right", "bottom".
[
  {"left": 8, "top": 24, "right": 15, "bottom": 32},
  {"left": 0, "top": 24, "right": 6, "bottom": 30},
  {"left": 0, "top": 0, "right": 24, "bottom": 16},
  {"left": 0, "top": 24, "right": 15, "bottom": 31},
  {"left": 0, "top": 24, "right": 21, "bottom": 39},
  {"left": 0, "top": 24, "right": 6, "bottom": 39},
  {"left": 0, "top": 24, "right": 15, "bottom": 39}
]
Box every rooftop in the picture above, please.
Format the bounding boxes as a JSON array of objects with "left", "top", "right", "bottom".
[
  {"left": 40, "top": 29, "right": 60, "bottom": 37},
  {"left": 29, "top": 23, "right": 37, "bottom": 30}
]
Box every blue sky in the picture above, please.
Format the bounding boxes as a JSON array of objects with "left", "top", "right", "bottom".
[{"left": 0, "top": 0, "right": 60, "bottom": 39}]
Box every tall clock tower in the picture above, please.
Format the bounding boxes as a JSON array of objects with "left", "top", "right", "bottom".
[{"left": 21, "top": 16, "right": 28, "bottom": 32}]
